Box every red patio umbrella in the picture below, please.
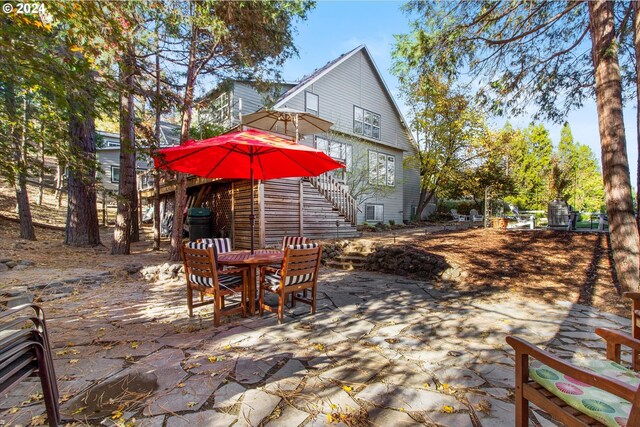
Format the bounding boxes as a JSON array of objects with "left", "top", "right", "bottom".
[{"left": 154, "top": 129, "right": 344, "bottom": 253}]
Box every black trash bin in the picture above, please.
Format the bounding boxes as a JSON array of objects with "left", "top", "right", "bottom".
[{"left": 188, "top": 207, "right": 212, "bottom": 242}]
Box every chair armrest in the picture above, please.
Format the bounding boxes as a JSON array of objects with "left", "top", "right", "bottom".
[
  {"left": 506, "top": 335, "right": 638, "bottom": 402},
  {"left": 260, "top": 266, "right": 280, "bottom": 275},
  {"left": 595, "top": 328, "right": 640, "bottom": 364}
]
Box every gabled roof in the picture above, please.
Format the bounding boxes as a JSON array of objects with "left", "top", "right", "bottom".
[{"left": 273, "top": 45, "right": 415, "bottom": 147}]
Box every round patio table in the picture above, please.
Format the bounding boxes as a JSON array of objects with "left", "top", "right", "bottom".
[{"left": 217, "top": 249, "right": 284, "bottom": 315}]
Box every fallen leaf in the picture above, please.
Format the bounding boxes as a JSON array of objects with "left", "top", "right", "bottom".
[
  {"left": 186, "top": 401, "right": 197, "bottom": 408},
  {"left": 69, "top": 359, "right": 79, "bottom": 364},
  {"left": 207, "top": 355, "right": 217, "bottom": 363},
  {"left": 8, "top": 407, "right": 19, "bottom": 414},
  {"left": 341, "top": 385, "right": 352, "bottom": 392},
  {"left": 442, "top": 405, "right": 455, "bottom": 413},
  {"left": 130, "top": 341, "right": 139, "bottom": 349},
  {"left": 72, "top": 406, "right": 87, "bottom": 415},
  {"left": 176, "top": 382, "right": 186, "bottom": 388},
  {"left": 30, "top": 414, "right": 47, "bottom": 426},
  {"left": 314, "top": 343, "right": 325, "bottom": 351},
  {"left": 111, "top": 409, "right": 124, "bottom": 419}
]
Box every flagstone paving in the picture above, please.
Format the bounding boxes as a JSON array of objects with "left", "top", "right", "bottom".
[{"left": 0, "top": 267, "right": 632, "bottom": 426}]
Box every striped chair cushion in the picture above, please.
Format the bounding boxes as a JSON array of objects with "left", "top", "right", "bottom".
[
  {"left": 287, "top": 242, "right": 318, "bottom": 250},
  {"left": 199, "top": 238, "right": 232, "bottom": 254},
  {"left": 186, "top": 241, "right": 220, "bottom": 265},
  {"left": 189, "top": 273, "right": 243, "bottom": 291},
  {"left": 263, "top": 271, "right": 315, "bottom": 291},
  {"left": 281, "top": 236, "right": 310, "bottom": 250}
]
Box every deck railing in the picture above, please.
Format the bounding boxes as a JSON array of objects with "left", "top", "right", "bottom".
[{"left": 308, "top": 174, "right": 358, "bottom": 225}]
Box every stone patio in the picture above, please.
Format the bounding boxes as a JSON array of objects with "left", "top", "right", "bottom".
[{"left": 0, "top": 265, "right": 632, "bottom": 426}]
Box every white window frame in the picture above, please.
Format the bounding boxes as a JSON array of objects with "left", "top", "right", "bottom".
[
  {"left": 111, "top": 166, "right": 120, "bottom": 183},
  {"left": 212, "top": 92, "right": 230, "bottom": 124},
  {"left": 365, "top": 204, "right": 384, "bottom": 223},
  {"left": 368, "top": 150, "right": 395, "bottom": 187},
  {"left": 315, "top": 136, "right": 351, "bottom": 181},
  {"left": 305, "top": 91, "right": 319, "bottom": 116},
  {"left": 353, "top": 106, "right": 381, "bottom": 139}
]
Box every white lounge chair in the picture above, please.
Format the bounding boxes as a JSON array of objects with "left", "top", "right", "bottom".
[
  {"left": 469, "top": 209, "right": 484, "bottom": 222},
  {"left": 450, "top": 209, "right": 467, "bottom": 222},
  {"left": 507, "top": 205, "right": 535, "bottom": 229},
  {"left": 598, "top": 213, "right": 608, "bottom": 231}
]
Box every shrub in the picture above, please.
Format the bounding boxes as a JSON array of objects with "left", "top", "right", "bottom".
[{"left": 388, "top": 219, "right": 395, "bottom": 226}]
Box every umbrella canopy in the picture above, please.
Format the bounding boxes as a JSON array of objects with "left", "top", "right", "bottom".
[
  {"left": 154, "top": 129, "right": 345, "bottom": 253},
  {"left": 241, "top": 108, "right": 333, "bottom": 140}
]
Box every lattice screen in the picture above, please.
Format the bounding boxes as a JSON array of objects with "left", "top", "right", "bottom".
[{"left": 213, "top": 183, "right": 233, "bottom": 238}]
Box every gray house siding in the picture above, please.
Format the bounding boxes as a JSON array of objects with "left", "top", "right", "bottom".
[
  {"left": 232, "top": 82, "right": 264, "bottom": 120},
  {"left": 353, "top": 143, "right": 405, "bottom": 225},
  {"left": 276, "top": 49, "right": 416, "bottom": 225},
  {"left": 276, "top": 50, "right": 413, "bottom": 154},
  {"left": 96, "top": 148, "right": 152, "bottom": 193}
]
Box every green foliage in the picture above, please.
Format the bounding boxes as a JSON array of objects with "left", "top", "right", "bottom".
[
  {"left": 396, "top": 1, "right": 635, "bottom": 120},
  {"left": 189, "top": 122, "right": 225, "bottom": 140},
  {"left": 388, "top": 219, "right": 395, "bottom": 226}
]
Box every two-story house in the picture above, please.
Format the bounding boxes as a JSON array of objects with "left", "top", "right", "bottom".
[{"left": 197, "top": 45, "right": 423, "bottom": 226}]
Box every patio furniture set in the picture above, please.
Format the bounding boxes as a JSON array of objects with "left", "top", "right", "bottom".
[{"left": 182, "top": 236, "right": 322, "bottom": 326}]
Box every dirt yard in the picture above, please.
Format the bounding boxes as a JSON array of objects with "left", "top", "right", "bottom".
[{"left": 0, "top": 184, "right": 629, "bottom": 318}]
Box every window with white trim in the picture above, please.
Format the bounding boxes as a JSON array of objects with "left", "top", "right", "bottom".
[
  {"left": 212, "top": 92, "right": 230, "bottom": 124},
  {"left": 305, "top": 91, "right": 319, "bottom": 115},
  {"left": 315, "top": 137, "right": 351, "bottom": 181},
  {"left": 354, "top": 106, "right": 380, "bottom": 139},
  {"left": 365, "top": 204, "right": 384, "bottom": 222},
  {"left": 368, "top": 150, "right": 395, "bottom": 186},
  {"left": 111, "top": 166, "right": 120, "bottom": 183}
]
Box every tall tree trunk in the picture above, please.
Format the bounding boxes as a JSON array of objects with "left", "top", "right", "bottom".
[
  {"left": 65, "top": 92, "right": 101, "bottom": 247},
  {"left": 588, "top": 0, "right": 639, "bottom": 293},
  {"left": 55, "top": 160, "right": 65, "bottom": 208},
  {"left": 6, "top": 82, "right": 36, "bottom": 240},
  {"left": 168, "top": 26, "right": 198, "bottom": 261},
  {"left": 16, "top": 91, "right": 36, "bottom": 239},
  {"left": 112, "top": 52, "right": 137, "bottom": 255},
  {"left": 38, "top": 121, "right": 45, "bottom": 206},
  {"left": 633, "top": 1, "right": 640, "bottom": 230},
  {"left": 153, "top": 28, "right": 162, "bottom": 251}
]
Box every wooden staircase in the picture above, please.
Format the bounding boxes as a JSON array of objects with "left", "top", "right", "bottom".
[
  {"left": 307, "top": 174, "right": 358, "bottom": 225},
  {"left": 299, "top": 179, "right": 360, "bottom": 240}
]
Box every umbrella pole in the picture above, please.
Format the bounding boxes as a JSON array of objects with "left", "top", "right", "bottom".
[{"left": 250, "top": 151, "right": 255, "bottom": 255}]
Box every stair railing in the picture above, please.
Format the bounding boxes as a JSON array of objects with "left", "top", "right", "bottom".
[{"left": 308, "top": 174, "right": 359, "bottom": 225}]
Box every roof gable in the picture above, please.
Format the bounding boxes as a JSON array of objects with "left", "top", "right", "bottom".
[{"left": 273, "top": 45, "right": 415, "bottom": 148}]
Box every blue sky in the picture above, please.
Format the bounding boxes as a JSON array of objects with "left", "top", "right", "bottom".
[{"left": 281, "top": 1, "right": 639, "bottom": 188}]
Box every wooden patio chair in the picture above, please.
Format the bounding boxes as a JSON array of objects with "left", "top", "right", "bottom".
[
  {"left": 281, "top": 236, "right": 309, "bottom": 249},
  {"left": 198, "top": 237, "right": 232, "bottom": 254},
  {"left": 623, "top": 292, "right": 640, "bottom": 370},
  {"left": 181, "top": 242, "right": 248, "bottom": 327},
  {"left": 506, "top": 328, "right": 640, "bottom": 426},
  {"left": 1, "top": 304, "right": 60, "bottom": 426},
  {"left": 259, "top": 243, "right": 322, "bottom": 323}
]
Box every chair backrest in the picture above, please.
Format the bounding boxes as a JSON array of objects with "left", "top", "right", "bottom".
[
  {"left": 509, "top": 204, "right": 522, "bottom": 220},
  {"left": 198, "top": 238, "right": 232, "bottom": 254},
  {"left": 281, "top": 243, "right": 322, "bottom": 286},
  {"left": 182, "top": 243, "right": 220, "bottom": 290},
  {"left": 281, "top": 236, "right": 310, "bottom": 250},
  {"left": 470, "top": 209, "right": 478, "bottom": 217},
  {"left": 450, "top": 209, "right": 459, "bottom": 219}
]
